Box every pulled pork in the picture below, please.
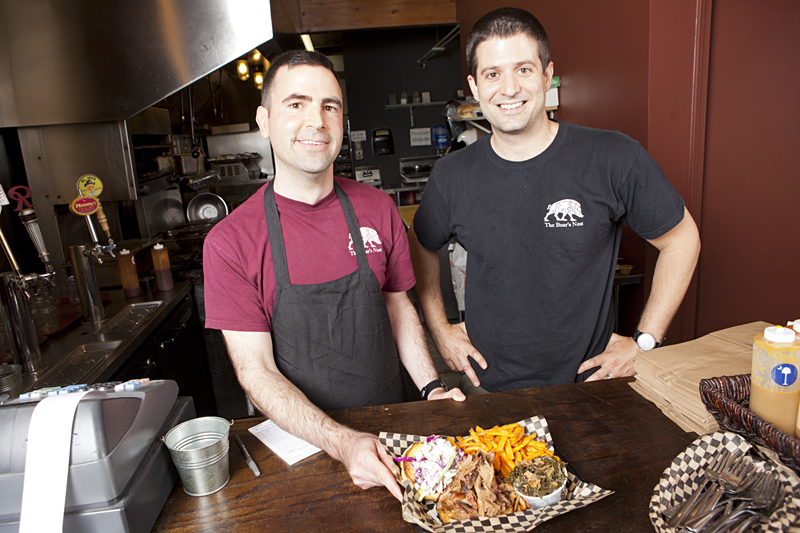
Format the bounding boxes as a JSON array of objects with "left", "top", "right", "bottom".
[{"left": 436, "top": 451, "right": 528, "bottom": 523}]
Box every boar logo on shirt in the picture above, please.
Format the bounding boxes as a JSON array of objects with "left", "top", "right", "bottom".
[
  {"left": 348, "top": 227, "right": 382, "bottom": 255},
  {"left": 543, "top": 199, "right": 584, "bottom": 227}
]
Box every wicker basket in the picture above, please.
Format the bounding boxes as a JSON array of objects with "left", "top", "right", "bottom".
[{"left": 699, "top": 374, "right": 800, "bottom": 474}]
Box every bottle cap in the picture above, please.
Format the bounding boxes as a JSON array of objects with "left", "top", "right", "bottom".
[
  {"left": 765, "top": 325, "right": 797, "bottom": 343},
  {"left": 119, "top": 249, "right": 130, "bottom": 255},
  {"left": 153, "top": 243, "right": 164, "bottom": 250},
  {"left": 789, "top": 320, "right": 800, "bottom": 333}
]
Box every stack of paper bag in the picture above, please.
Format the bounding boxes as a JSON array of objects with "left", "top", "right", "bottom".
[{"left": 631, "top": 321, "right": 770, "bottom": 435}]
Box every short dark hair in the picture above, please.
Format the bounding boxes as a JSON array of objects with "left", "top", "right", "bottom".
[
  {"left": 260, "top": 50, "right": 337, "bottom": 109},
  {"left": 466, "top": 7, "right": 551, "bottom": 78}
]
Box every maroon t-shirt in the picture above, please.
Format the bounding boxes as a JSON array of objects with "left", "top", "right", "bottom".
[{"left": 203, "top": 177, "right": 416, "bottom": 332}]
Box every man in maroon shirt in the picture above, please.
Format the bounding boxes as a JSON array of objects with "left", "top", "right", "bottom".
[{"left": 203, "top": 50, "right": 464, "bottom": 501}]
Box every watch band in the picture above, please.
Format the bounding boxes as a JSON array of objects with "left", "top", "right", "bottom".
[{"left": 420, "top": 379, "right": 448, "bottom": 400}]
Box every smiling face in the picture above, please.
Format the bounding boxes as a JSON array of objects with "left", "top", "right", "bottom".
[
  {"left": 256, "top": 64, "right": 343, "bottom": 183},
  {"left": 467, "top": 33, "right": 554, "bottom": 144}
]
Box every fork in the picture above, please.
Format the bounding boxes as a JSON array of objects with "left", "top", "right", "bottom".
[
  {"left": 685, "top": 454, "right": 754, "bottom": 524},
  {"left": 666, "top": 451, "right": 731, "bottom": 528},
  {"left": 671, "top": 452, "right": 759, "bottom": 530},
  {"left": 684, "top": 471, "right": 782, "bottom": 533}
]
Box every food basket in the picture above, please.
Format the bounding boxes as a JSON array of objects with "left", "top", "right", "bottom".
[
  {"left": 699, "top": 374, "right": 800, "bottom": 474},
  {"left": 380, "top": 416, "right": 613, "bottom": 533},
  {"left": 649, "top": 431, "right": 798, "bottom": 533}
]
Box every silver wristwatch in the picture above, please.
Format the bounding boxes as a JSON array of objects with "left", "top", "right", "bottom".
[{"left": 633, "top": 330, "right": 662, "bottom": 351}]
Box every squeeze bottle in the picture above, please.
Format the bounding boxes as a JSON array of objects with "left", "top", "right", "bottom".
[
  {"left": 151, "top": 243, "right": 174, "bottom": 292},
  {"left": 749, "top": 325, "right": 800, "bottom": 435},
  {"left": 118, "top": 249, "right": 141, "bottom": 298}
]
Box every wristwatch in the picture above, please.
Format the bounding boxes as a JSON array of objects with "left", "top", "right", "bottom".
[
  {"left": 420, "top": 379, "right": 448, "bottom": 400},
  {"left": 633, "top": 330, "right": 662, "bottom": 351}
]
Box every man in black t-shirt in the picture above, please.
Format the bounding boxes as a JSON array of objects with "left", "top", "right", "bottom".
[{"left": 409, "top": 7, "right": 701, "bottom": 392}]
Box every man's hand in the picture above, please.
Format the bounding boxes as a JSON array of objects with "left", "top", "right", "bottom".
[
  {"left": 578, "top": 333, "right": 639, "bottom": 381},
  {"left": 339, "top": 431, "right": 403, "bottom": 501},
  {"left": 427, "top": 386, "right": 466, "bottom": 402},
  {"left": 431, "top": 322, "right": 487, "bottom": 388}
]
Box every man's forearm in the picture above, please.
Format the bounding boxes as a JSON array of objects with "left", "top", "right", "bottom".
[
  {"left": 407, "top": 227, "right": 449, "bottom": 332},
  {"left": 383, "top": 291, "right": 440, "bottom": 389},
  {"left": 639, "top": 208, "right": 701, "bottom": 341},
  {"left": 222, "top": 331, "right": 356, "bottom": 463}
]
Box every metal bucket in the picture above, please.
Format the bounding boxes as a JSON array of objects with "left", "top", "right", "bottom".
[{"left": 162, "top": 416, "right": 232, "bottom": 496}]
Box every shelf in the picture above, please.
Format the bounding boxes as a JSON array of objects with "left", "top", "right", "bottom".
[
  {"left": 385, "top": 101, "right": 448, "bottom": 127},
  {"left": 385, "top": 101, "right": 448, "bottom": 110}
]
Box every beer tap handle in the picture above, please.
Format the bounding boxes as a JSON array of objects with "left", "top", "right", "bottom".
[
  {"left": 96, "top": 202, "right": 112, "bottom": 242},
  {"left": 18, "top": 208, "right": 55, "bottom": 274},
  {"left": 0, "top": 226, "right": 22, "bottom": 277}
]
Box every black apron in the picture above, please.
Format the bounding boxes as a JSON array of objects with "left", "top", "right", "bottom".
[{"left": 263, "top": 181, "right": 404, "bottom": 410}]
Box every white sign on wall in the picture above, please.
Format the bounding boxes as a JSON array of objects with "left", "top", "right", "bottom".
[{"left": 410, "top": 128, "right": 431, "bottom": 146}]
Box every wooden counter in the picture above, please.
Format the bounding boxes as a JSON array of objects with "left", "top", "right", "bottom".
[{"left": 153, "top": 378, "right": 696, "bottom": 532}]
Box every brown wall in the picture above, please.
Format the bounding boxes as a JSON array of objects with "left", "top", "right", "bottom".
[
  {"left": 696, "top": 0, "right": 800, "bottom": 334},
  {"left": 455, "top": 0, "right": 650, "bottom": 146}
]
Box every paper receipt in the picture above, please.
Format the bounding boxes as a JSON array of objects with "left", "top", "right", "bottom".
[{"left": 248, "top": 419, "right": 321, "bottom": 465}]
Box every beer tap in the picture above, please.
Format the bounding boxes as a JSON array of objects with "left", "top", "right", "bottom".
[
  {"left": 72, "top": 174, "right": 116, "bottom": 264},
  {"left": 0, "top": 185, "right": 46, "bottom": 374},
  {"left": 68, "top": 175, "right": 116, "bottom": 325}
]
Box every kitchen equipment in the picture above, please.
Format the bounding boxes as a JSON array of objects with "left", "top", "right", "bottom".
[
  {"left": 186, "top": 193, "right": 228, "bottom": 222},
  {"left": 355, "top": 166, "right": 381, "bottom": 187},
  {"left": 207, "top": 153, "right": 263, "bottom": 180},
  {"left": 0, "top": 379, "right": 194, "bottom": 533},
  {"left": 183, "top": 170, "right": 221, "bottom": 191},
  {"left": 141, "top": 186, "right": 186, "bottom": 237},
  {"left": 399, "top": 155, "right": 439, "bottom": 184},
  {"left": 206, "top": 130, "right": 273, "bottom": 177}
]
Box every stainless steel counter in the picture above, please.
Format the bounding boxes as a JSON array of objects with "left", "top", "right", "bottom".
[{"left": 20, "top": 282, "right": 192, "bottom": 392}]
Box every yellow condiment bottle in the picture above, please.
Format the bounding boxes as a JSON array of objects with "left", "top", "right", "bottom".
[{"left": 749, "top": 325, "right": 800, "bottom": 435}]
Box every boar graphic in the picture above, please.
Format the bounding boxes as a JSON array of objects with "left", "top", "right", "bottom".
[
  {"left": 544, "top": 199, "right": 584, "bottom": 222},
  {"left": 348, "top": 227, "right": 382, "bottom": 250}
]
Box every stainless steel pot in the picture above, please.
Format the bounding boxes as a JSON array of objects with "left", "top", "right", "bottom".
[{"left": 186, "top": 193, "right": 228, "bottom": 222}]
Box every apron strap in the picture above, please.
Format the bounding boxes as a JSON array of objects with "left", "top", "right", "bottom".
[
  {"left": 333, "top": 181, "right": 369, "bottom": 270},
  {"left": 263, "top": 180, "right": 369, "bottom": 287},
  {"left": 263, "top": 181, "right": 291, "bottom": 286}
]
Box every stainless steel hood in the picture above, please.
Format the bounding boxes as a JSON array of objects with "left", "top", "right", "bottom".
[{"left": 0, "top": 0, "right": 274, "bottom": 128}]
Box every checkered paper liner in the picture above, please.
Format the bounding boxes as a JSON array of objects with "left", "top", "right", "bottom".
[
  {"left": 649, "top": 431, "right": 800, "bottom": 532},
  {"left": 380, "top": 416, "right": 614, "bottom": 533}
]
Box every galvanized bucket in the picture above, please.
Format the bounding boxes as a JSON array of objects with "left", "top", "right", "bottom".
[{"left": 162, "top": 416, "right": 233, "bottom": 496}]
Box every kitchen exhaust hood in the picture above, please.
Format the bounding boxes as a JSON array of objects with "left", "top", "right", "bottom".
[{"left": 0, "top": 0, "right": 274, "bottom": 128}]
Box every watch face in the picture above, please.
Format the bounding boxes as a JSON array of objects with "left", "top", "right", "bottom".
[{"left": 637, "top": 333, "right": 657, "bottom": 351}]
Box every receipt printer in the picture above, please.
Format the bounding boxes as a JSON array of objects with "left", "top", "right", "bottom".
[{"left": 0, "top": 380, "right": 195, "bottom": 533}]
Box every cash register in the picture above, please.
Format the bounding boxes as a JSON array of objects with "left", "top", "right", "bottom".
[{"left": 0, "top": 379, "right": 194, "bottom": 533}]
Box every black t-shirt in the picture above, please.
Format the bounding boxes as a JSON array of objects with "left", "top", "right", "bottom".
[{"left": 414, "top": 122, "right": 685, "bottom": 391}]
